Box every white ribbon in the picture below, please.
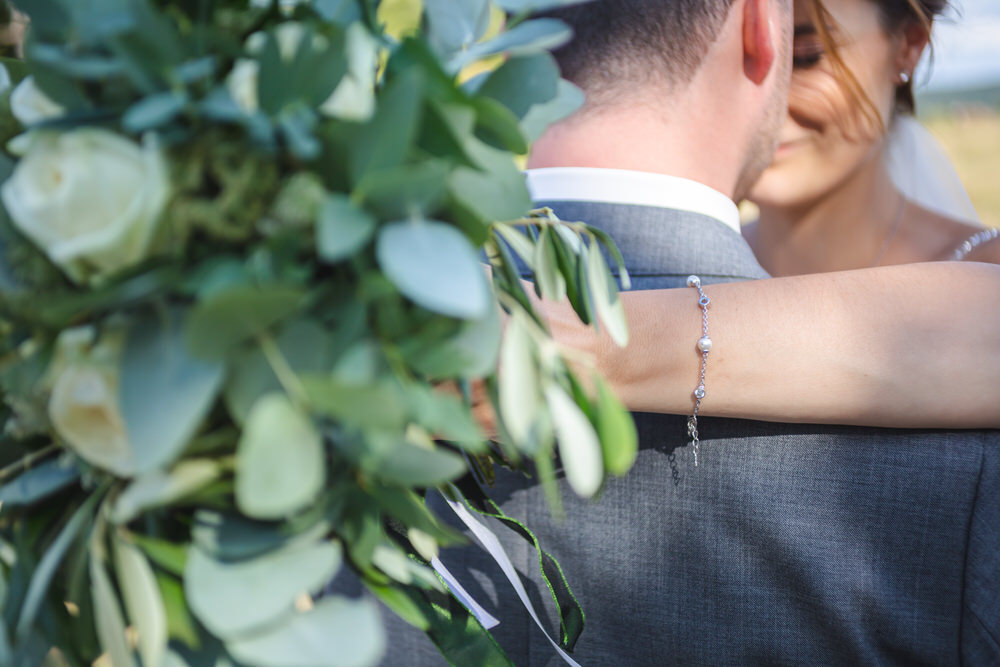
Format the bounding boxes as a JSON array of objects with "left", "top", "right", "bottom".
[
  {"left": 430, "top": 556, "right": 500, "bottom": 630},
  {"left": 438, "top": 491, "right": 583, "bottom": 667}
]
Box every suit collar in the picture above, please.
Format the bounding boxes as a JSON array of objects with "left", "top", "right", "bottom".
[{"left": 524, "top": 167, "right": 742, "bottom": 236}]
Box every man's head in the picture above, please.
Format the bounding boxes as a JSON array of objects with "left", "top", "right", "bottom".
[
  {"left": 543, "top": 1, "right": 741, "bottom": 102},
  {"left": 532, "top": 0, "right": 794, "bottom": 199}
]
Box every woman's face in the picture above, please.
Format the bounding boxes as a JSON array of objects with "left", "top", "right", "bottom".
[{"left": 749, "top": 0, "right": 907, "bottom": 208}]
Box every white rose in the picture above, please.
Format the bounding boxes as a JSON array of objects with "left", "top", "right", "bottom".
[
  {"left": 10, "top": 76, "right": 64, "bottom": 126},
  {"left": 1, "top": 129, "right": 171, "bottom": 283},
  {"left": 48, "top": 327, "right": 135, "bottom": 477},
  {"left": 320, "top": 23, "right": 378, "bottom": 122}
]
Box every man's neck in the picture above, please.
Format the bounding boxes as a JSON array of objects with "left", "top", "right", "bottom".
[{"left": 526, "top": 95, "right": 745, "bottom": 200}]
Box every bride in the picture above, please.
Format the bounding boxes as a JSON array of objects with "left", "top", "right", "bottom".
[{"left": 744, "top": 0, "right": 1000, "bottom": 274}]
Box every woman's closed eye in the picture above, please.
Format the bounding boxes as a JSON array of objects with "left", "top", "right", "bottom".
[
  {"left": 793, "top": 26, "right": 825, "bottom": 69},
  {"left": 793, "top": 48, "right": 824, "bottom": 68}
]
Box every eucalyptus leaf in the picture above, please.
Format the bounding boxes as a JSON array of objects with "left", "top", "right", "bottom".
[
  {"left": 331, "top": 340, "right": 382, "bottom": 384},
  {"left": 376, "top": 219, "right": 491, "bottom": 319},
  {"left": 368, "top": 485, "right": 466, "bottom": 547},
  {"left": 131, "top": 535, "right": 188, "bottom": 577},
  {"left": 349, "top": 68, "right": 423, "bottom": 184},
  {"left": 225, "top": 320, "right": 340, "bottom": 424},
  {"left": 174, "top": 56, "right": 217, "bottom": 84},
  {"left": 423, "top": 99, "right": 477, "bottom": 158},
  {"left": 184, "top": 285, "right": 306, "bottom": 359},
  {"left": 113, "top": 533, "right": 168, "bottom": 667},
  {"left": 355, "top": 161, "right": 450, "bottom": 220},
  {"left": 587, "top": 225, "right": 632, "bottom": 290},
  {"left": 545, "top": 383, "right": 603, "bottom": 498},
  {"left": 375, "top": 442, "right": 468, "bottom": 487},
  {"left": 586, "top": 241, "right": 629, "bottom": 347},
  {"left": 494, "top": 225, "right": 537, "bottom": 271},
  {"left": 15, "top": 494, "right": 96, "bottom": 640},
  {"left": 533, "top": 227, "right": 567, "bottom": 301},
  {"left": 520, "top": 79, "right": 586, "bottom": 143},
  {"left": 110, "top": 460, "right": 221, "bottom": 525},
  {"left": 404, "top": 303, "right": 502, "bottom": 380},
  {"left": 156, "top": 573, "right": 200, "bottom": 650},
  {"left": 498, "top": 313, "right": 541, "bottom": 447},
  {"left": 550, "top": 225, "right": 589, "bottom": 323},
  {"left": 408, "top": 527, "right": 439, "bottom": 561},
  {"left": 185, "top": 540, "right": 342, "bottom": 638},
  {"left": 470, "top": 95, "right": 528, "bottom": 154},
  {"left": 225, "top": 595, "right": 386, "bottom": 667},
  {"left": 278, "top": 106, "right": 322, "bottom": 161},
  {"left": 449, "top": 18, "right": 572, "bottom": 71},
  {"left": 191, "top": 511, "right": 291, "bottom": 562},
  {"left": 123, "top": 90, "right": 188, "bottom": 133},
  {"left": 120, "top": 313, "right": 225, "bottom": 474},
  {"left": 28, "top": 43, "right": 125, "bottom": 79},
  {"left": 406, "top": 387, "right": 487, "bottom": 452},
  {"left": 448, "top": 141, "right": 532, "bottom": 226},
  {"left": 478, "top": 53, "right": 560, "bottom": 121},
  {"left": 236, "top": 394, "right": 326, "bottom": 521},
  {"left": 314, "top": 0, "right": 363, "bottom": 24},
  {"left": 371, "top": 544, "right": 414, "bottom": 584},
  {"left": 317, "top": 194, "right": 376, "bottom": 263},
  {"left": 0, "top": 457, "right": 79, "bottom": 509},
  {"left": 0, "top": 624, "right": 9, "bottom": 667},
  {"left": 494, "top": 0, "right": 593, "bottom": 10},
  {"left": 90, "top": 554, "right": 137, "bottom": 667},
  {"left": 424, "top": 0, "right": 491, "bottom": 55},
  {"left": 365, "top": 583, "right": 433, "bottom": 631},
  {"left": 301, "top": 375, "right": 409, "bottom": 428},
  {"left": 595, "top": 377, "right": 638, "bottom": 477}
]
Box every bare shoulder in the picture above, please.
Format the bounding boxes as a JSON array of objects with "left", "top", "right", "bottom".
[{"left": 905, "top": 204, "right": 1000, "bottom": 263}]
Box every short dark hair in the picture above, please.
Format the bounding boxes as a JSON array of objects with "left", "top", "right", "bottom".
[{"left": 542, "top": 1, "right": 740, "bottom": 97}]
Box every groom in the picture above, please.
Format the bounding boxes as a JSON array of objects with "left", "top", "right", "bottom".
[{"left": 383, "top": 0, "right": 1000, "bottom": 664}]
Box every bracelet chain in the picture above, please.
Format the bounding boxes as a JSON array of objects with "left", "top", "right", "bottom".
[{"left": 686, "top": 275, "right": 712, "bottom": 468}]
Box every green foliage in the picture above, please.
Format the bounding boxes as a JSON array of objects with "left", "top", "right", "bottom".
[{"left": 0, "top": 0, "right": 638, "bottom": 665}]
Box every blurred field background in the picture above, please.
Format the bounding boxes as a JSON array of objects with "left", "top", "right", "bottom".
[{"left": 923, "top": 108, "right": 1000, "bottom": 228}]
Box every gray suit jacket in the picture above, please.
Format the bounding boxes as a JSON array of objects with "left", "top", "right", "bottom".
[{"left": 380, "top": 202, "right": 1000, "bottom": 666}]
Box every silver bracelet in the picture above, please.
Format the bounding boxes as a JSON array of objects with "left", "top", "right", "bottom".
[{"left": 686, "top": 275, "right": 712, "bottom": 467}]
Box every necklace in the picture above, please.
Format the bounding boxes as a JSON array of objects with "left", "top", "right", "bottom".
[{"left": 870, "top": 195, "right": 906, "bottom": 268}]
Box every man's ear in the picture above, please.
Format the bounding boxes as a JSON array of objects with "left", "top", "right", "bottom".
[{"left": 743, "top": 0, "right": 778, "bottom": 84}]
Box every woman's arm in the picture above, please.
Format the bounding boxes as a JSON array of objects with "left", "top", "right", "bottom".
[{"left": 546, "top": 261, "right": 1000, "bottom": 428}]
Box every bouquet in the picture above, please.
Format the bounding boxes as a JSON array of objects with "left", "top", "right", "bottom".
[{"left": 0, "top": 0, "right": 638, "bottom": 665}]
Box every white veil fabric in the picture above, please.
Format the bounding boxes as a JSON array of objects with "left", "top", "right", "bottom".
[{"left": 885, "top": 115, "right": 982, "bottom": 225}]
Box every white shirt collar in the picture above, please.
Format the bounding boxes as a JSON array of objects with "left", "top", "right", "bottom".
[{"left": 525, "top": 167, "right": 742, "bottom": 235}]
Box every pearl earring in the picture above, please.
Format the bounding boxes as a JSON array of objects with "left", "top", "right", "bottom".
[{"left": 899, "top": 71, "right": 911, "bottom": 84}]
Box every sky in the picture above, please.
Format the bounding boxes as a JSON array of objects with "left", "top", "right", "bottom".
[{"left": 919, "top": 0, "right": 1000, "bottom": 92}]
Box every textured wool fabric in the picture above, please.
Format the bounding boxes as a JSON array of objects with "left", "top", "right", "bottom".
[{"left": 378, "top": 202, "right": 1000, "bottom": 666}]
